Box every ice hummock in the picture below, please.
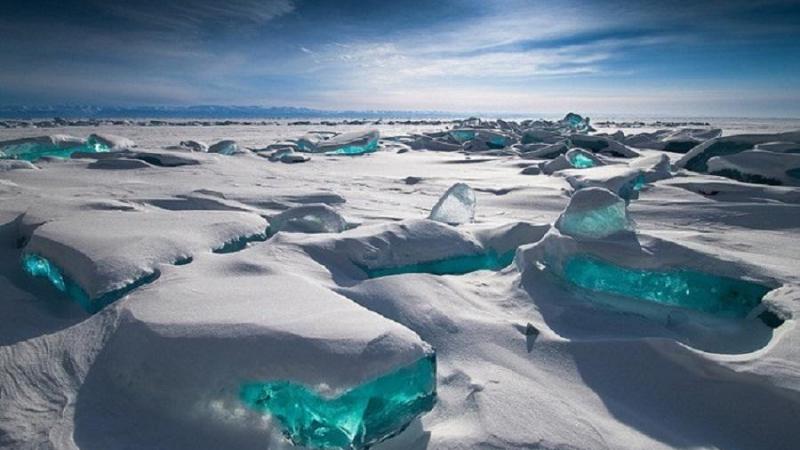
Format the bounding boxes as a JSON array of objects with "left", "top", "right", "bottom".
[
  {"left": 296, "top": 130, "right": 380, "bottom": 155},
  {"left": 707, "top": 150, "right": 800, "bottom": 186},
  {"left": 563, "top": 255, "right": 771, "bottom": 319},
  {"left": 241, "top": 354, "right": 436, "bottom": 449},
  {"left": 676, "top": 131, "right": 800, "bottom": 173},
  {"left": 0, "top": 134, "right": 110, "bottom": 161},
  {"left": 208, "top": 139, "right": 241, "bottom": 155},
  {"left": 556, "top": 188, "right": 631, "bottom": 239},
  {"left": 21, "top": 253, "right": 159, "bottom": 313},
  {"left": 268, "top": 204, "right": 348, "bottom": 234},
  {"left": 428, "top": 183, "right": 476, "bottom": 225}
]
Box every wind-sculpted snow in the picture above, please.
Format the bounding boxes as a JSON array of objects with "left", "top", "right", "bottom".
[
  {"left": 676, "top": 131, "right": 800, "bottom": 173},
  {"left": 2, "top": 118, "right": 800, "bottom": 450},
  {"left": 22, "top": 210, "right": 268, "bottom": 307},
  {"left": 707, "top": 150, "right": 800, "bottom": 186},
  {"left": 624, "top": 128, "right": 722, "bottom": 153},
  {"left": 562, "top": 165, "right": 647, "bottom": 201},
  {"left": 428, "top": 183, "right": 476, "bottom": 225}
]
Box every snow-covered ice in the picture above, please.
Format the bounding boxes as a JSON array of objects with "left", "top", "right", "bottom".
[{"left": 2, "top": 116, "right": 800, "bottom": 450}]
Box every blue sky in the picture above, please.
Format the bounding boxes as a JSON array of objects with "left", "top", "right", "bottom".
[{"left": 1, "top": 0, "right": 799, "bottom": 116}]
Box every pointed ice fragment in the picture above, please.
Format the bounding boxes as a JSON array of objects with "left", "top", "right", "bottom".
[
  {"left": 429, "top": 183, "right": 476, "bottom": 225},
  {"left": 556, "top": 187, "right": 631, "bottom": 239}
]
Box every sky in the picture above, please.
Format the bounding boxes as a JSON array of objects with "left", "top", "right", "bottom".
[{"left": 0, "top": 0, "right": 799, "bottom": 117}]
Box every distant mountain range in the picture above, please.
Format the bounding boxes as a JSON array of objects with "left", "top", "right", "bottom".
[{"left": 0, "top": 105, "right": 468, "bottom": 119}]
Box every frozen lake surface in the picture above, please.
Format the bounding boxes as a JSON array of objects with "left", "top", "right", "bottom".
[{"left": 1, "top": 115, "right": 799, "bottom": 450}]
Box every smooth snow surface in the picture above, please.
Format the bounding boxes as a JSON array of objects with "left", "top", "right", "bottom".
[{"left": 2, "top": 118, "right": 800, "bottom": 450}]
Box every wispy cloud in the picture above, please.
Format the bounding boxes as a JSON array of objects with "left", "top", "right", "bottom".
[{"left": 0, "top": 0, "right": 797, "bottom": 116}]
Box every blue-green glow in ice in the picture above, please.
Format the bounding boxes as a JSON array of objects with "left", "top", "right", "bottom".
[
  {"left": 557, "top": 200, "right": 629, "bottom": 239},
  {"left": 240, "top": 354, "right": 436, "bottom": 449},
  {"left": 487, "top": 135, "right": 508, "bottom": 149},
  {"left": 568, "top": 152, "right": 596, "bottom": 169},
  {"left": 0, "top": 138, "right": 109, "bottom": 162},
  {"left": 786, "top": 168, "right": 800, "bottom": 180},
  {"left": 563, "top": 255, "right": 770, "bottom": 318},
  {"left": 325, "top": 136, "right": 379, "bottom": 155},
  {"left": 364, "top": 251, "right": 515, "bottom": 278},
  {"left": 21, "top": 253, "right": 158, "bottom": 313},
  {"left": 449, "top": 129, "right": 476, "bottom": 143}
]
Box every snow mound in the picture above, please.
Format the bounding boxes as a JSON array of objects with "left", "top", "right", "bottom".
[
  {"left": 707, "top": 150, "right": 800, "bottom": 186},
  {"left": 676, "top": 131, "right": 800, "bottom": 173},
  {"left": 562, "top": 165, "right": 646, "bottom": 200},
  {"left": 22, "top": 210, "right": 268, "bottom": 305},
  {"left": 269, "top": 204, "right": 348, "bottom": 234},
  {"left": 208, "top": 140, "right": 242, "bottom": 155}
]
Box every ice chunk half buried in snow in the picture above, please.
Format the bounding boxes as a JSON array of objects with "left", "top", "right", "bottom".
[
  {"left": 319, "top": 130, "right": 380, "bottom": 155},
  {"left": 428, "top": 183, "right": 476, "bottom": 225},
  {"left": 556, "top": 187, "right": 631, "bottom": 239}
]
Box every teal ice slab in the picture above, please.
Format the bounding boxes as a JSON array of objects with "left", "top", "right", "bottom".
[
  {"left": 241, "top": 354, "right": 436, "bottom": 449},
  {"left": 562, "top": 255, "right": 771, "bottom": 318},
  {"left": 22, "top": 253, "right": 158, "bottom": 313},
  {"left": 448, "top": 130, "right": 476, "bottom": 143},
  {"left": 788, "top": 168, "right": 800, "bottom": 180},
  {"left": 363, "top": 251, "right": 515, "bottom": 278},
  {"left": 325, "top": 137, "right": 379, "bottom": 155},
  {"left": 568, "top": 152, "right": 596, "bottom": 169},
  {"left": 0, "top": 138, "right": 109, "bottom": 162}
]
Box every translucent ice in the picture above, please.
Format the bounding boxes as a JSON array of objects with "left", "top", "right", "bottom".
[
  {"left": 556, "top": 188, "right": 631, "bottom": 239},
  {"left": 365, "top": 250, "right": 515, "bottom": 278},
  {"left": 208, "top": 140, "right": 240, "bottom": 155},
  {"left": 21, "top": 253, "right": 158, "bottom": 313},
  {"left": 566, "top": 148, "right": 600, "bottom": 169},
  {"left": 268, "top": 204, "right": 348, "bottom": 234},
  {"left": 560, "top": 112, "right": 592, "bottom": 132},
  {"left": 0, "top": 135, "right": 110, "bottom": 161},
  {"left": 563, "top": 255, "right": 771, "bottom": 318},
  {"left": 449, "top": 129, "right": 476, "bottom": 143},
  {"left": 428, "top": 183, "right": 476, "bottom": 225},
  {"left": 320, "top": 130, "right": 380, "bottom": 155},
  {"left": 240, "top": 354, "right": 436, "bottom": 450}
]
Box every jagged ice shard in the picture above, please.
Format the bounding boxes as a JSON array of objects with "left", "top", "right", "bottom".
[
  {"left": 556, "top": 188, "right": 631, "bottom": 239},
  {"left": 563, "top": 255, "right": 771, "bottom": 319},
  {"left": 428, "top": 183, "right": 476, "bottom": 225},
  {"left": 240, "top": 354, "right": 437, "bottom": 450}
]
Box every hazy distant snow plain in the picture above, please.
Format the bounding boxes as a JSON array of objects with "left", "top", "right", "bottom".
[{"left": 1, "top": 119, "right": 800, "bottom": 450}]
